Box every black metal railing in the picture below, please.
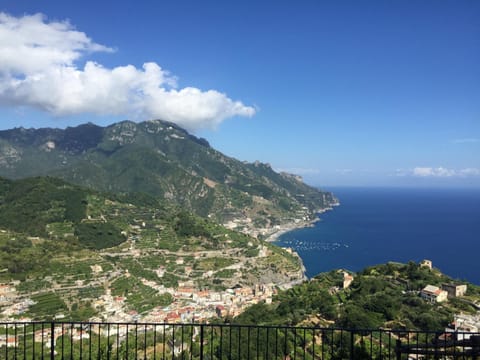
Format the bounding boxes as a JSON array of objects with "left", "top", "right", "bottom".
[{"left": 1, "top": 322, "right": 479, "bottom": 359}]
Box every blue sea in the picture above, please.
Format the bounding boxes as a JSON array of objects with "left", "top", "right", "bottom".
[{"left": 275, "top": 187, "right": 480, "bottom": 284}]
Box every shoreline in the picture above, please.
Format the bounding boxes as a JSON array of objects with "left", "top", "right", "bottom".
[
  {"left": 264, "top": 208, "right": 333, "bottom": 243},
  {"left": 264, "top": 205, "right": 339, "bottom": 281},
  {"left": 263, "top": 221, "right": 314, "bottom": 282},
  {"left": 264, "top": 223, "right": 303, "bottom": 243}
]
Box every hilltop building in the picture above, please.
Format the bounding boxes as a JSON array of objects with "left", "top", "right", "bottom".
[
  {"left": 420, "top": 285, "right": 448, "bottom": 303},
  {"left": 420, "top": 259, "right": 433, "bottom": 269},
  {"left": 442, "top": 283, "right": 467, "bottom": 298}
]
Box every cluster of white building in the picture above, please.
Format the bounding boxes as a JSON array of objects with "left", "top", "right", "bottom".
[
  {"left": 444, "top": 313, "right": 480, "bottom": 341},
  {"left": 0, "top": 283, "right": 38, "bottom": 319},
  {"left": 0, "top": 258, "right": 277, "bottom": 324},
  {"left": 1, "top": 298, "right": 35, "bottom": 318},
  {"left": 90, "top": 279, "right": 276, "bottom": 324}
]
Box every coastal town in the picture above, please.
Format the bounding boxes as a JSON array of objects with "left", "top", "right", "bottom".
[
  {"left": 0, "top": 270, "right": 277, "bottom": 323},
  {"left": 0, "top": 275, "right": 278, "bottom": 324},
  {"left": 0, "top": 237, "right": 305, "bottom": 324},
  {"left": 0, "top": 212, "right": 306, "bottom": 323}
]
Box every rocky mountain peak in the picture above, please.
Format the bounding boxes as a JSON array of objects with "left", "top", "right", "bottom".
[{"left": 0, "top": 120, "right": 336, "bottom": 236}]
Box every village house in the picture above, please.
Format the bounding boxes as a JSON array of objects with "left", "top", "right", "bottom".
[
  {"left": 156, "top": 266, "right": 166, "bottom": 277},
  {"left": 164, "top": 311, "right": 181, "bottom": 323},
  {"left": 90, "top": 265, "right": 103, "bottom": 274},
  {"left": 420, "top": 285, "right": 448, "bottom": 303},
  {"left": 176, "top": 287, "right": 195, "bottom": 298},
  {"left": 209, "top": 292, "right": 222, "bottom": 301},
  {"left": 178, "top": 307, "right": 195, "bottom": 322},
  {"left": 144, "top": 311, "right": 166, "bottom": 323},
  {"left": 0, "top": 335, "right": 18, "bottom": 348},
  {"left": 0, "top": 284, "right": 15, "bottom": 296},
  {"left": 202, "top": 270, "right": 214, "bottom": 278},
  {"left": 216, "top": 305, "right": 228, "bottom": 317},
  {"left": 420, "top": 259, "right": 433, "bottom": 269},
  {"left": 442, "top": 283, "right": 467, "bottom": 298},
  {"left": 234, "top": 287, "right": 253, "bottom": 297},
  {"left": 343, "top": 272, "right": 354, "bottom": 289},
  {"left": 192, "top": 290, "right": 210, "bottom": 302},
  {"left": 0, "top": 284, "right": 16, "bottom": 304}
]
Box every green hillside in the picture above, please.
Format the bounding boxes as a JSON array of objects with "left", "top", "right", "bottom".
[
  {"left": 0, "top": 176, "right": 305, "bottom": 321},
  {"left": 0, "top": 176, "right": 125, "bottom": 247},
  {"left": 235, "top": 262, "right": 480, "bottom": 331}
]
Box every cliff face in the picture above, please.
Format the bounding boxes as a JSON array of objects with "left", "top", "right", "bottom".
[{"left": 0, "top": 120, "right": 337, "bottom": 237}]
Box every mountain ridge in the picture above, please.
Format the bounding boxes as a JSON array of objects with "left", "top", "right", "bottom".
[{"left": 0, "top": 119, "right": 337, "bottom": 238}]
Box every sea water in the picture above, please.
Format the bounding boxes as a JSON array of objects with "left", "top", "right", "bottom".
[{"left": 275, "top": 187, "right": 480, "bottom": 284}]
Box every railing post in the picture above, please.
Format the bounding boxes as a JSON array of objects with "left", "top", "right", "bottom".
[
  {"left": 350, "top": 331, "right": 354, "bottom": 360},
  {"left": 200, "top": 324, "right": 204, "bottom": 360},
  {"left": 471, "top": 335, "right": 480, "bottom": 360},
  {"left": 50, "top": 322, "right": 55, "bottom": 360},
  {"left": 395, "top": 339, "right": 402, "bottom": 360}
]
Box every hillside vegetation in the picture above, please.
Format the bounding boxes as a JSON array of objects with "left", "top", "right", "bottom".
[
  {"left": 0, "top": 176, "right": 304, "bottom": 321},
  {"left": 235, "top": 262, "right": 480, "bottom": 331}
]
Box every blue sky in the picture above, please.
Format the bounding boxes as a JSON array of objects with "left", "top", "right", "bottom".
[{"left": 0, "top": 1, "right": 479, "bottom": 188}]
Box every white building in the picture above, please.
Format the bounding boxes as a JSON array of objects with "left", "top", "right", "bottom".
[
  {"left": 446, "top": 313, "right": 480, "bottom": 340},
  {"left": 420, "top": 259, "right": 433, "bottom": 269},
  {"left": 343, "top": 272, "right": 354, "bottom": 289},
  {"left": 420, "top": 285, "right": 448, "bottom": 303}
]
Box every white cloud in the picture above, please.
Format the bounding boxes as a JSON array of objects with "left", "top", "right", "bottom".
[
  {"left": 411, "top": 167, "right": 480, "bottom": 178},
  {"left": 335, "top": 168, "right": 353, "bottom": 175},
  {"left": 0, "top": 13, "right": 113, "bottom": 75},
  {"left": 0, "top": 12, "right": 255, "bottom": 131},
  {"left": 459, "top": 168, "right": 480, "bottom": 176},
  {"left": 276, "top": 167, "right": 320, "bottom": 175},
  {"left": 394, "top": 168, "right": 408, "bottom": 177}
]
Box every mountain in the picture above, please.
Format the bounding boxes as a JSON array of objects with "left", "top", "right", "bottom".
[
  {"left": 0, "top": 176, "right": 305, "bottom": 321},
  {"left": 0, "top": 120, "right": 337, "bottom": 237}
]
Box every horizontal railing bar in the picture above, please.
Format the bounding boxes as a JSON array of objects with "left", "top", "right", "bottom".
[{"left": 0, "top": 321, "right": 473, "bottom": 334}]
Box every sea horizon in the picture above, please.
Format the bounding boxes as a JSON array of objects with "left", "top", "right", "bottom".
[{"left": 275, "top": 186, "right": 480, "bottom": 284}]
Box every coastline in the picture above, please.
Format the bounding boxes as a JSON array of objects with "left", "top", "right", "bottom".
[
  {"left": 264, "top": 207, "right": 335, "bottom": 243},
  {"left": 264, "top": 223, "right": 304, "bottom": 243},
  {"left": 263, "top": 221, "right": 313, "bottom": 282},
  {"left": 264, "top": 206, "right": 338, "bottom": 281}
]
